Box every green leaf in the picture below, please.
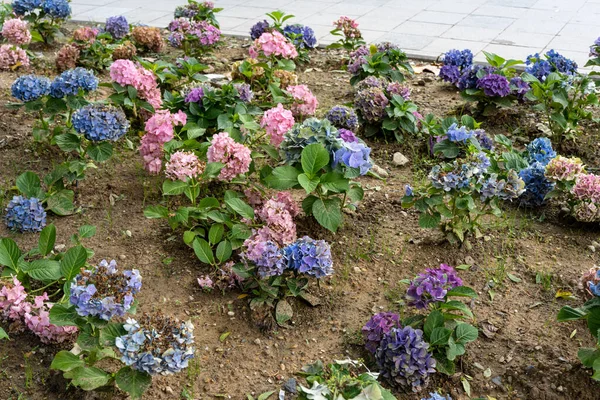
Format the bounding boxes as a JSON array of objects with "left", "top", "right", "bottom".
[
  {"left": 208, "top": 224, "right": 224, "bottom": 244},
  {"left": 78, "top": 225, "right": 96, "bottom": 239},
  {"left": 38, "top": 224, "right": 56, "bottom": 256},
  {"left": 264, "top": 166, "right": 300, "bottom": 189},
  {"left": 435, "top": 356, "right": 456, "bottom": 375},
  {"left": 86, "top": 142, "right": 113, "bottom": 163},
  {"left": 578, "top": 348, "right": 600, "bottom": 368},
  {"left": 454, "top": 323, "right": 479, "bottom": 343},
  {"left": 418, "top": 212, "right": 441, "bottom": 229},
  {"left": 320, "top": 172, "right": 349, "bottom": 193},
  {"left": 65, "top": 366, "right": 111, "bottom": 391},
  {"left": 446, "top": 337, "right": 465, "bottom": 361},
  {"left": 225, "top": 198, "right": 255, "bottom": 219},
  {"left": 588, "top": 307, "right": 600, "bottom": 338},
  {"left": 49, "top": 304, "right": 79, "bottom": 327},
  {"left": 429, "top": 327, "right": 452, "bottom": 346},
  {"left": 301, "top": 143, "right": 329, "bottom": 176},
  {"left": 115, "top": 367, "right": 151, "bottom": 400},
  {"left": 203, "top": 162, "right": 224, "bottom": 179},
  {"left": 16, "top": 171, "right": 42, "bottom": 198},
  {"left": 424, "top": 310, "right": 444, "bottom": 337},
  {"left": 77, "top": 329, "right": 100, "bottom": 350},
  {"left": 0, "top": 327, "right": 8, "bottom": 340},
  {"left": 216, "top": 240, "right": 232, "bottom": 263},
  {"left": 144, "top": 205, "right": 169, "bottom": 219},
  {"left": 99, "top": 323, "right": 126, "bottom": 347},
  {"left": 51, "top": 351, "right": 84, "bottom": 372},
  {"left": 312, "top": 198, "right": 342, "bottom": 232},
  {"left": 47, "top": 190, "right": 75, "bottom": 216},
  {"left": 557, "top": 305, "right": 587, "bottom": 321},
  {"left": 297, "top": 173, "right": 319, "bottom": 194},
  {"left": 61, "top": 245, "right": 88, "bottom": 280},
  {"left": 446, "top": 286, "right": 478, "bottom": 299},
  {"left": 55, "top": 133, "right": 81, "bottom": 152},
  {"left": 439, "top": 300, "right": 474, "bottom": 319},
  {"left": 433, "top": 139, "right": 460, "bottom": 158},
  {"left": 22, "top": 259, "right": 61, "bottom": 281},
  {"left": 162, "top": 180, "right": 188, "bottom": 196},
  {"left": 0, "top": 238, "right": 21, "bottom": 270},
  {"left": 193, "top": 238, "right": 214, "bottom": 265}
]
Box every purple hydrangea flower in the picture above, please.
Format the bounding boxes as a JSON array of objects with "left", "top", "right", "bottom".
[
  {"left": 510, "top": 77, "right": 530, "bottom": 101},
  {"left": 386, "top": 81, "right": 411, "bottom": 99},
  {"left": 105, "top": 16, "right": 129, "bottom": 40},
  {"left": 375, "top": 326, "right": 436, "bottom": 392},
  {"left": 404, "top": 184, "right": 413, "bottom": 197},
  {"left": 325, "top": 105, "right": 359, "bottom": 131},
  {"left": 185, "top": 86, "right": 206, "bottom": 103},
  {"left": 473, "top": 129, "right": 494, "bottom": 150},
  {"left": 590, "top": 37, "right": 600, "bottom": 57},
  {"left": 283, "top": 24, "right": 317, "bottom": 49},
  {"left": 442, "top": 49, "right": 473, "bottom": 69},
  {"left": 457, "top": 65, "right": 494, "bottom": 91},
  {"left": 283, "top": 236, "right": 333, "bottom": 278},
  {"left": 476, "top": 74, "right": 511, "bottom": 97},
  {"left": 333, "top": 141, "right": 372, "bottom": 175},
  {"left": 338, "top": 128, "right": 358, "bottom": 143},
  {"left": 4, "top": 196, "right": 46, "bottom": 233},
  {"left": 446, "top": 123, "right": 473, "bottom": 143},
  {"left": 422, "top": 393, "right": 452, "bottom": 400},
  {"left": 362, "top": 312, "right": 400, "bottom": 354},
  {"left": 234, "top": 83, "right": 253, "bottom": 103},
  {"left": 439, "top": 64, "right": 461, "bottom": 85},
  {"left": 354, "top": 87, "right": 389, "bottom": 123},
  {"left": 406, "top": 264, "right": 463, "bottom": 309},
  {"left": 347, "top": 45, "right": 370, "bottom": 75},
  {"left": 250, "top": 20, "right": 270, "bottom": 40},
  {"left": 70, "top": 260, "right": 142, "bottom": 320}
]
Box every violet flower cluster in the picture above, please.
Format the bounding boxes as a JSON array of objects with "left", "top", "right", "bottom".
[
  {"left": 476, "top": 73, "right": 511, "bottom": 97},
  {"left": 283, "top": 24, "right": 317, "bottom": 49},
  {"left": 72, "top": 104, "right": 130, "bottom": 142},
  {"left": 115, "top": 315, "right": 195, "bottom": 375},
  {"left": 333, "top": 140, "right": 372, "bottom": 175},
  {"left": 439, "top": 49, "right": 473, "bottom": 85},
  {"left": 422, "top": 393, "right": 452, "bottom": 400},
  {"left": 361, "top": 312, "right": 400, "bottom": 354},
  {"left": 354, "top": 87, "right": 389, "bottom": 123},
  {"left": 11, "top": 75, "right": 50, "bottom": 102},
  {"left": 167, "top": 18, "right": 221, "bottom": 48},
  {"left": 69, "top": 259, "right": 142, "bottom": 321},
  {"left": 375, "top": 326, "right": 436, "bottom": 392},
  {"left": 250, "top": 20, "right": 270, "bottom": 40},
  {"left": 325, "top": 105, "right": 359, "bottom": 131},
  {"left": 5, "top": 196, "right": 46, "bottom": 233},
  {"left": 105, "top": 16, "right": 129, "bottom": 40},
  {"left": 406, "top": 264, "right": 463, "bottom": 309}
]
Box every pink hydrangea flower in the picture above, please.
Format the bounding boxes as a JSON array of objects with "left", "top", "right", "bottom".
[
  {"left": 1, "top": 18, "right": 31, "bottom": 45},
  {"left": 286, "top": 85, "right": 318, "bottom": 117},
  {"left": 275, "top": 191, "right": 299, "bottom": 217},
  {"left": 571, "top": 173, "right": 600, "bottom": 203},
  {"left": 0, "top": 44, "right": 29, "bottom": 70},
  {"left": 73, "top": 26, "right": 99, "bottom": 43},
  {"left": 333, "top": 16, "right": 361, "bottom": 39},
  {"left": 256, "top": 198, "right": 297, "bottom": 245},
  {"left": 24, "top": 295, "right": 77, "bottom": 344},
  {"left": 165, "top": 151, "right": 204, "bottom": 181},
  {"left": 252, "top": 31, "right": 298, "bottom": 59},
  {"left": 207, "top": 132, "right": 252, "bottom": 181},
  {"left": 197, "top": 275, "right": 214, "bottom": 290},
  {"left": 244, "top": 187, "right": 264, "bottom": 207},
  {"left": 109, "top": 59, "right": 163, "bottom": 111},
  {"left": 139, "top": 110, "right": 187, "bottom": 174},
  {"left": 0, "top": 276, "right": 28, "bottom": 321},
  {"left": 261, "top": 103, "right": 295, "bottom": 147},
  {"left": 545, "top": 156, "right": 585, "bottom": 182}
]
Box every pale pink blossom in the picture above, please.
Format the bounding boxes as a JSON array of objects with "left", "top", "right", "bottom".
[
  {"left": 252, "top": 31, "right": 297, "bottom": 59},
  {"left": 165, "top": 151, "right": 204, "bottom": 181},
  {"left": 571, "top": 173, "right": 600, "bottom": 203},
  {"left": 261, "top": 103, "right": 295, "bottom": 147},
  {"left": 1, "top": 18, "right": 31, "bottom": 45},
  {"left": 286, "top": 85, "right": 318, "bottom": 116},
  {"left": 207, "top": 132, "right": 252, "bottom": 181},
  {"left": 256, "top": 198, "right": 297, "bottom": 245},
  {"left": 0, "top": 44, "right": 29, "bottom": 70},
  {"left": 545, "top": 156, "right": 585, "bottom": 182}
]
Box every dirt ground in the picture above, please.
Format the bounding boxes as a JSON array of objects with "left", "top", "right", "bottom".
[{"left": 1, "top": 27, "right": 600, "bottom": 400}]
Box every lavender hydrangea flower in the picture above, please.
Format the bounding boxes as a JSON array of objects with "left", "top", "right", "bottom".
[
  {"left": 333, "top": 141, "right": 372, "bottom": 175},
  {"left": 362, "top": 312, "right": 400, "bottom": 354},
  {"left": 442, "top": 49, "right": 473, "bottom": 69},
  {"left": 115, "top": 315, "right": 195, "bottom": 375},
  {"left": 476, "top": 74, "right": 511, "bottom": 97},
  {"left": 338, "top": 128, "right": 358, "bottom": 143},
  {"left": 347, "top": 45, "right": 370, "bottom": 75},
  {"left": 325, "top": 105, "right": 359, "bottom": 131},
  {"left": 242, "top": 239, "right": 286, "bottom": 278},
  {"left": 439, "top": 64, "right": 461, "bottom": 85},
  {"left": 590, "top": 37, "right": 600, "bottom": 58},
  {"left": 5, "top": 196, "right": 46, "bottom": 233},
  {"left": 457, "top": 65, "right": 494, "bottom": 91},
  {"left": 72, "top": 104, "right": 130, "bottom": 142},
  {"left": 480, "top": 171, "right": 526, "bottom": 201},
  {"left": 105, "top": 16, "right": 129, "bottom": 40},
  {"left": 234, "top": 83, "right": 253, "bottom": 103},
  {"left": 184, "top": 86, "right": 207, "bottom": 103},
  {"left": 70, "top": 260, "right": 142, "bottom": 320},
  {"left": 283, "top": 236, "right": 333, "bottom": 278},
  {"left": 406, "top": 264, "right": 463, "bottom": 309},
  {"left": 387, "top": 82, "right": 411, "bottom": 99},
  {"left": 446, "top": 123, "right": 473, "bottom": 143},
  {"left": 404, "top": 184, "right": 413, "bottom": 197},
  {"left": 50, "top": 68, "right": 98, "bottom": 98},
  {"left": 526, "top": 137, "right": 556, "bottom": 166},
  {"left": 375, "top": 326, "right": 436, "bottom": 392},
  {"left": 283, "top": 24, "right": 317, "bottom": 49},
  {"left": 11, "top": 75, "right": 51, "bottom": 102},
  {"left": 422, "top": 393, "right": 452, "bottom": 400},
  {"left": 354, "top": 87, "right": 389, "bottom": 123},
  {"left": 518, "top": 162, "right": 555, "bottom": 206},
  {"left": 473, "top": 129, "right": 494, "bottom": 150},
  {"left": 356, "top": 76, "right": 386, "bottom": 91},
  {"left": 510, "top": 77, "right": 530, "bottom": 101},
  {"left": 250, "top": 20, "right": 269, "bottom": 40}
]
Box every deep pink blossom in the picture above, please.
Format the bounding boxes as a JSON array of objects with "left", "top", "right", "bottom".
[
  {"left": 139, "top": 110, "right": 187, "bottom": 174},
  {"left": 110, "top": 59, "right": 162, "bottom": 111},
  {"left": 261, "top": 103, "right": 295, "bottom": 147},
  {"left": 207, "top": 132, "right": 251, "bottom": 181}
]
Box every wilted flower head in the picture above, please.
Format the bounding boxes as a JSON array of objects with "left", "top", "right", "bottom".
[
  {"left": 0, "top": 44, "right": 29, "bottom": 70},
  {"left": 206, "top": 132, "right": 252, "bottom": 181},
  {"left": 11, "top": 75, "right": 50, "bottom": 102},
  {"left": 56, "top": 44, "right": 80, "bottom": 72},
  {"left": 115, "top": 314, "right": 194, "bottom": 375},
  {"left": 70, "top": 260, "right": 142, "bottom": 320},
  {"left": 24, "top": 294, "right": 78, "bottom": 343},
  {"left": 422, "top": 393, "right": 452, "bottom": 400},
  {"left": 282, "top": 236, "right": 333, "bottom": 278},
  {"left": 112, "top": 41, "right": 137, "bottom": 61},
  {"left": 354, "top": 87, "right": 388, "bottom": 123},
  {"left": 72, "top": 26, "right": 98, "bottom": 43},
  {"left": 5, "top": 196, "right": 46, "bottom": 233},
  {"left": 545, "top": 156, "right": 585, "bottom": 182},
  {"left": 197, "top": 275, "right": 213, "bottom": 290},
  {"left": 573, "top": 201, "right": 600, "bottom": 222},
  {"left": 286, "top": 84, "right": 318, "bottom": 117},
  {"left": 356, "top": 76, "right": 386, "bottom": 91},
  {"left": 480, "top": 170, "right": 526, "bottom": 201},
  {"left": 283, "top": 24, "right": 317, "bottom": 49},
  {"left": 477, "top": 74, "right": 511, "bottom": 97},
  {"left": 50, "top": 67, "right": 98, "bottom": 98},
  {"left": 165, "top": 151, "right": 204, "bottom": 181},
  {"left": 325, "top": 105, "right": 359, "bottom": 131},
  {"left": 375, "top": 326, "right": 436, "bottom": 392},
  {"left": 106, "top": 16, "right": 129, "bottom": 40},
  {"left": 132, "top": 26, "right": 164, "bottom": 53},
  {"left": 261, "top": 103, "right": 295, "bottom": 147},
  {"left": 386, "top": 81, "right": 411, "bottom": 99},
  {"left": 2, "top": 18, "right": 31, "bottom": 45},
  {"left": 72, "top": 104, "right": 130, "bottom": 142},
  {"left": 362, "top": 312, "right": 400, "bottom": 354},
  {"left": 406, "top": 264, "right": 462, "bottom": 309},
  {"left": 526, "top": 137, "right": 556, "bottom": 166},
  {"left": 234, "top": 83, "right": 253, "bottom": 103}
]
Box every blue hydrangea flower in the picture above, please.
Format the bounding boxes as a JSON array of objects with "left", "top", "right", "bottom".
[
  {"left": 12, "top": 0, "right": 42, "bottom": 15},
  {"left": 518, "top": 162, "right": 555, "bottom": 207},
  {"left": 404, "top": 184, "right": 413, "bottom": 197},
  {"left": 446, "top": 123, "right": 473, "bottom": 143},
  {"left": 42, "top": 0, "right": 71, "bottom": 19},
  {"left": 256, "top": 241, "right": 286, "bottom": 278},
  {"left": 526, "top": 137, "right": 556, "bottom": 166},
  {"left": 442, "top": 49, "right": 473, "bottom": 69},
  {"left": 526, "top": 50, "right": 578, "bottom": 81},
  {"left": 333, "top": 141, "right": 372, "bottom": 175},
  {"left": 115, "top": 316, "right": 195, "bottom": 375},
  {"left": 429, "top": 155, "right": 489, "bottom": 192},
  {"left": 510, "top": 77, "right": 530, "bottom": 101},
  {"left": 105, "top": 16, "right": 129, "bottom": 40},
  {"left": 70, "top": 260, "right": 142, "bottom": 321},
  {"left": 283, "top": 24, "right": 317, "bottom": 49},
  {"left": 362, "top": 312, "right": 400, "bottom": 354},
  {"left": 234, "top": 83, "right": 253, "bottom": 103},
  {"left": 50, "top": 68, "right": 99, "bottom": 98},
  {"left": 325, "top": 105, "right": 359, "bottom": 131},
  {"left": 480, "top": 171, "right": 526, "bottom": 201},
  {"left": 422, "top": 393, "right": 452, "bottom": 400},
  {"left": 5, "top": 196, "right": 46, "bottom": 233},
  {"left": 457, "top": 65, "right": 494, "bottom": 91},
  {"left": 473, "top": 129, "right": 494, "bottom": 150},
  {"left": 283, "top": 236, "right": 333, "bottom": 278},
  {"left": 439, "top": 64, "right": 461, "bottom": 85},
  {"left": 11, "top": 75, "right": 51, "bottom": 102},
  {"left": 250, "top": 20, "right": 269, "bottom": 40},
  {"left": 375, "top": 326, "right": 436, "bottom": 392},
  {"left": 72, "top": 104, "right": 130, "bottom": 142}
]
